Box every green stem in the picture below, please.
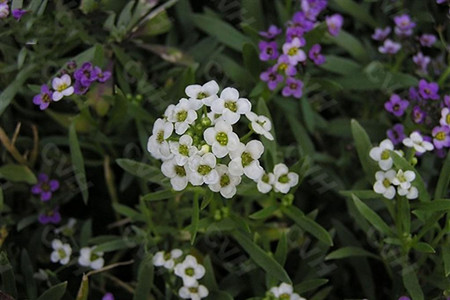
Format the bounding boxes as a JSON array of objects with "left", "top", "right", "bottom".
[{"left": 240, "top": 130, "right": 255, "bottom": 143}]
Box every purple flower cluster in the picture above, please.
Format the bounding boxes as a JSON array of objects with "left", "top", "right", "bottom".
[
  {"left": 0, "top": 1, "right": 27, "bottom": 20},
  {"left": 33, "top": 61, "right": 111, "bottom": 110},
  {"left": 31, "top": 173, "right": 62, "bottom": 225},
  {"left": 385, "top": 80, "right": 450, "bottom": 155},
  {"left": 258, "top": 0, "right": 343, "bottom": 99}
]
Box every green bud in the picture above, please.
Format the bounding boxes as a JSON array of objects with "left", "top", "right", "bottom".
[
  {"left": 411, "top": 157, "right": 418, "bottom": 166},
  {"left": 201, "top": 117, "right": 212, "bottom": 127},
  {"left": 281, "top": 194, "right": 294, "bottom": 206},
  {"left": 214, "top": 210, "right": 222, "bottom": 221},
  {"left": 136, "top": 94, "right": 143, "bottom": 102},
  {"left": 126, "top": 93, "right": 133, "bottom": 100},
  {"left": 195, "top": 123, "right": 203, "bottom": 131}
]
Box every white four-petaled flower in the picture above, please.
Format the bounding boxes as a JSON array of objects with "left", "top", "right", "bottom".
[
  {"left": 373, "top": 170, "right": 397, "bottom": 199},
  {"left": 188, "top": 153, "right": 219, "bottom": 186},
  {"left": 52, "top": 74, "right": 74, "bottom": 101},
  {"left": 174, "top": 255, "right": 206, "bottom": 287},
  {"left": 169, "top": 135, "right": 198, "bottom": 166},
  {"left": 147, "top": 118, "right": 174, "bottom": 160},
  {"left": 228, "top": 140, "right": 264, "bottom": 180},
  {"left": 204, "top": 120, "right": 240, "bottom": 158},
  {"left": 211, "top": 87, "right": 251, "bottom": 124},
  {"left": 161, "top": 158, "right": 190, "bottom": 191},
  {"left": 246, "top": 112, "right": 274, "bottom": 140},
  {"left": 256, "top": 172, "right": 275, "bottom": 194},
  {"left": 179, "top": 282, "right": 209, "bottom": 300},
  {"left": 369, "top": 139, "right": 394, "bottom": 170},
  {"left": 185, "top": 80, "right": 220, "bottom": 109},
  {"left": 273, "top": 163, "right": 299, "bottom": 194},
  {"left": 208, "top": 164, "right": 241, "bottom": 198},
  {"left": 402, "top": 132, "right": 434, "bottom": 153},
  {"left": 270, "top": 282, "right": 305, "bottom": 300},
  {"left": 153, "top": 249, "right": 183, "bottom": 270},
  {"left": 50, "top": 239, "right": 72, "bottom": 265},
  {"left": 78, "top": 247, "right": 105, "bottom": 270},
  {"left": 167, "top": 98, "right": 198, "bottom": 135}
]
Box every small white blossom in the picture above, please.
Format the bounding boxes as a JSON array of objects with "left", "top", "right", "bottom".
[
  {"left": 369, "top": 139, "right": 394, "bottom": 170},
  {"left": 208, "top": 164, "right": 241, "bottom": 198},
  {"left": 153, "top": 249, "right": 183, "bottom": 270},
  {"left": 78, "top": 247, "right": 104, "bottom": 270},
  {"left": 256, "top": 172, "right": 275, "bottom": 194},
  {"left": 185, "top": 80, "right": 220, "bottom": 109},
  {"left": 163, "top": 104, "right": 175, "bottom": 119},
  {"left": 179, "top": 282, "right": 209, "bottom": 300},
  {"left": 270, "top": 283, "right": 305, "bottom": 300},
  {"left": 161, "top": 158, "right": 190, "bottom": 191},
  {"left": 391, "top": 169, "right": 415, "bottom": 190},
  {"left": 147, "top": 118, "right": 174, "bottom": 160},
  {"left": 373, "top": 170, "right": 397, "bottom": 199},
  {"left": 52, "top": 74, "right": 74, "bottom": 101},
  {"left": 246, "top": 112, "right": 274, "bottom": 140},
  {"left": 398, "top": 185, "right": 419, "bottom": 199},
  {"left": 273, "top": 164, "right": 299, "bottom": 194},
  {"left": 402, "top": 132, "right": 434, "bottom": 153},
  {"left": 167, "top": 98, "right": 198, "bottom": 135},
  {"left": 50, "top": 239, "right": 72, "bottom": 265},
  {"left": 188, "top": 153, "right": 219, "bottom": 186},
  {"left": 169, "top": 135, "right": 198, "bottom": 166},
  {"left": 174, "top": 255, "right": 206, "bottom": 287},
  {"left": 204, "top": 120, "right": 240, "bottom": 158},
  {"left": 229, "top": 140, "right": 264, "bottom": 180},
  {"left": 211, "top": 87, "right": 251, "bottom": 124}
]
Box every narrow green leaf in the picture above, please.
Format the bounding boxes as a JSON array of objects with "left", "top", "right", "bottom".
[
  {"left": 116, "top": 159, "right": 165, "bottom": 184},
  {"left": 402, "top": 267, "right": 424, "bottom": 300},
  {"left": 352, "top": 194, "right": 392, "bottom": 236},
  {"left": 94, "top": 237, "right": 137, "bottom": 253},
  {"left": 413, "top": 200, "right": 450, "bottom": 212},
  {"left": 133, "top": 256, "right": 154, "bottom": 300},
  {"left": 207, "top": 291, "right": 233, "bottom": 300},
  {"left": 340, "top": 190, "right": 379, "bottom": 199},
  {"left": 256, "top": 97, "right": 278, "bottom": 166},
  {"left": 0, "top": 164, "right": 37, "bottom": 184},
  {"left": 351, "top": 119, "right": 378, "bottom": 182},
  {"left": 326, "top": 246, "right": 379, "bottom": 260},
  {"left": 443, "top": 245, "right": 450, "bottom": 277},
  {"left": 21, "top": 250, "right": 37, "bottom": 299},
  {"left": 274, "top": 232, "right": 288, "bottom": 266},
  {"left": 435, "top": 153, "right": 450, "bottom": 200},
  {"left": 0, "top": 187, "right": 3, "bottom": 212},
  {"left": 331, "top": 0, "right": 377, "bottom": 28},
  {"left": 69, "top": 123, "right": 89, "bottom": 204},
  {"left": 75, "top": 275, "right": 89, "bottom": 300},
  {"left": 295, "top": 279, "right": 329, "bottom": 294},
  {"left": 202, "top": 256, "right": 219, "bottom": 291},
  {"left": 37, "top": 282, "right": 67, "bottom": 300},
  {"left": 301, "top": 98, "right": 316, "bottom": 133},
  {"left": 141, "top": 190, "right": 173, "bottom": 202},
  {"left": 0, "top": 251, "right": 17, "bottom": 298},
  {"left": 320, "top": 55, "right": 361, "bottom": 75},
  {"left": 249, "top": 205, "right": 278, "bottom": 220},
  {"left": 241, "top": 0, "right": 264, "bottom": 30},
  {"left": 242, "top": 43, "right": 260, "bottom": 79},
  {"left": 190, "top": 194, "right": 199, "bottom": 245},
  {"left": 412, "top": 242, "right": 435, "bottom": 253}
]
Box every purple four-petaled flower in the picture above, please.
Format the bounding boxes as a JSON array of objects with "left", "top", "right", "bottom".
[
  {"left": 385, "top": 94, "right": 409, "bottom": 117},
  {"left": 412, "top": 105, "right": 426, "bottom": 124},
  {"left": 12, "top": 8, "right": 27, "bottom": 20},
  {"left": 259, "top": 25, "right": 282, "bottom": 39},
  {"left": 31, "top": 173, "right": 60, "bottom": 202},
  {"left": 259, "top": 41, "right": 279, "bottom": 61},
  {"left": 308, "top": 44, "right": 326, "bottom": 65},
  {"left": 275, "top": 55, "right": 297, "bottom": 76},
  {"left": 412, "top": 52, "right": 430, "bottom": 74},
  {"left": 282, "top": 77, "right": 303, "bottom": 98},
  {"left": 387, "top": 123, "right": 406, "bottom": 145},
  {"left": 39, "top": 207, "right": 61, "bottom": 225},
  {"left": 326, "top": 14, "right": 344, "bottom": 37},
  {"left": 372, "top": 27, "right": 391, "bottom": 41},
  {"left": 260, "top": 67, "right": 283, "bottom": 91},
  {"left": 379, "top": 39, "right": 401, "bottom": 54},
  {"left": 432, "top": 125, "right": 450, "bottom": 149},
  {"left": 419, "top": 34, "right": 436, "bottom": 47},
  {"left": 33, "top": 85, "right": 54, "bottom": 110},
  {"left": 74, "top": 62, "right": 99, "bottom": 87},
  {"left": 418, "top": 79, "right": 439, "bottom": 100},
  {"left": 394, "top": 14, "right": 415, "bottom": 37}
]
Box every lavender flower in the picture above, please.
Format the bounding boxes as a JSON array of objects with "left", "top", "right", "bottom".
[
  {"left": 286, "top": 27, "right": 306, "bottom": 43},
  {"left": 412, "top": 52, "right": 430, "bottom": 73},
  {"left": 387, "top": 124, "right": 406, "bottom": 145},
  {"left": 385, "top": 94, "right": 409, "bottom": 117},
  {"left": 74, "top": 62, "right": 99, "bottom": 87},
  {"left": 398, "top": 297, "right": 411, "bottom": 300},
  {"left": 419, "top": 34, "right": 436, "bottom": 47},
  {"left": 31, "top": 173, "right": 60, "bottom": 201},
  {"left": 259, "top": 25, "right": 282, "bottom": 39},
  {"left": 432, "top": 125, "right": 450, "bottom": 149},
  {"left": 409, "top": 87, "right": 420, "bottom": 101},
  {"left": 444, "top": 95, "right": 450, "bottom": 107},
  {"left": 394, "top": 14, "right": 415, "bottom": 37},
  {"left": 379, "top": 39, "right": 401, "bottom": 54},
  {"left": 418, "top": 79, "right": 439, "bottom": 100},
  {"left": 33, "top": 85, "right": 54, "bottom": 110},
  {"left": 102, "top": 293, "right": 115, "bottom": 300},
  {"left": 301, "top": 0, "right": 327, "bottom": 20},
  {"left": 259, "top": 41, "right": 279, "bottom": 61},
  {"left": 282, "top": 77, "right": 303, "bottom": 98},
  {"left": 12, "top": 8, "right": 26, "bottom": 20},
  {"left": 74, "top": 80, "right": 89, "bottom": 95},
  {"left": 412, "top": 105, "right": 426, "bottom": 124},
  {"left": 291, "top": 12, "right": 314, "bottom": 33},
  {"left": 275, "top": 55, "right": 297, "bottom": 76},
  {"left": 372, "top": 27, "right": 391, "bottom": 41},
  {"left": 39, "top": 208, "right": 62, "bottom": 225},
  {"left": 260, "top": 67, "right": 283, "bottom": 91},
  {"left": 308, "top": 44, "right": 325, "bottom": 65},
  {"left": 326, "top": 14, "right": 344, "bottom": 37},
  {"left": 0, "top": 2, "right": 9, "bottom": 19},
  {"left": 95, "top": 68, "right": 111, "bottom": 83}
]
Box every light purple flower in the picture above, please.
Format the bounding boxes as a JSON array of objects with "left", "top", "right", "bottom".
[
  {"left": 412, "top": 105, "right": 426, "bottom": 124},
  {"left": 308, "top": 44, "right": 325, "bottom": 65},
  {"left": 432, "top": 125, "right": 450, "bottom": 149},
  {"left": 33, "top": 85, "right": 54, "bottom": 110},
  {"left": 39, "top": 208, "right": 61, "bottom": 225},
  {"left": 440, "top": 107, "right": 450, "bottom": 127},
  {"left": 379, "top": 39, "right": 401, "bottom": 54},
  {"left": 419, "top": 34, "right": 436, "bottom": 47},
  {"left": 394, "top": 14, "right": 415, "bottom": 37},
  {"left": 385, "top": 94, "right": 409, "bottom": 116},
  {"left": 418, "top": 79, "right": 439, "bottom": 100},
  {"left": 436, "top": 0, "right": 448, "bottom": 4},
  {"left": 259, "top": 41, "right": 279, "bottom": 61},
  {"left": 259, "top": 25, "right": 282, "bottom": 39},
  {"left": 260, "top": 67, "right": 283, "bottom": 91},
  {"left": 12, "top": 8, "right": 27, "bottom": 20},
  {"left": 326, "top": 14, "right": 344, "bottom": 37},
  {"left": 409, "top": 87, "right": 420, "bottom": 101},
  {"left": 372, "top": 27, "right": 391, "bottom": 41},
  {"left": 398, "top": 297, "right": 411, "bottom": 300},
  {"left": 412, "top": 52, "right": 430, "bottom": 73},
  {"left": 95, "top": 68, "right": 111, "bottom": 83},
  {"left": 0, "top": 2, "right": 9, "bottom": 19},
  {"left": 387, "top": 124, "right": 406, "bottom": 145},
  {"left": 31, "top": 173, "right": 60, "bottom": 201},
  {"left": 282, "top": 77, "right": 303, "bottom": 98},
  {"left": 286, "top": 27, "right": 307, "bottom": 43},
  {"left": 282, "top": 38, "right": 306, "bottom": 65},
  {"left": 291, "top": 12, "right": 315, "bottom": 33},
  {"left": 275, "top": 55, "right": 297, "bottom": 76},
  {"left": 102, "top": 293, "right": 115, "bottom": 300},
  {"left": 301, "top": 0, "right": 327, "bottom": 20},
  {"left": 444, "top": 95, "right": 450, "bottom": 107},
  {"left": 74, "top": 80, "right": 89, "bottom": 95},
  {"left": 74, "top": 62, "right": 99, "bottom": 87}
]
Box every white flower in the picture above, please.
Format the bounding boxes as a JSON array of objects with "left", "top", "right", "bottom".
[
  {"left": 207, "top": 111, "right": 223, "bottom": 125},
  {"left": 167, "top": 98, "right": 198, "bottom": 135},
  {"left": 52, "top": 74, "right": 74, "bottom": 101},
  {"left": 282, "top": 37, "right": 307, "bottom": 65},
  {"left": 402, "top": 132, "right": 434, "bottom": 153},
  {"left": 161, "top": 158, "right": 189, "bottom": 191},
  {"left": 273, "top": 164, "right": 299, "bottom": 194},
  {"left": 50, "top": 239, "right": 72, "bottom": 265},
  {"left": 174, "top": 255, "right": 206, "bottom": 287},
  {"left": 152, "top": 249, "right": 183, "bottom": 270},
  {"left": 246, "top": 112, "right": 274, "bottom": 140},
  {"left": 229, "top": 140, "right": 264, "bottom": 180},
  {"left": 270, "top": 283, "right": 305, "bottom": 300},
  {"left": 208, "top": 164, "right": 241, "bottom": 198},
  {"left": 54, "top": 218, "right": 76, "bottom": 235},
  {"left": 188, "top": 153, "right": 219, "bottom": 186},
  {"left": 211, "top": 87, "right": 251, "bottom": 124},
  {"left": 169, "top": 135, "right": 198, "bottom": 166},
  {"left": 147, "top": 118, "right": 174, "bottom": 160},
  {"left": 256, "top": 172, "right": 275, "bottom": 194},
  {"left": 185, "top": 80, "right": 219, "bottom": 109},
  {"left": 164, "top": 104, "right": 175, "bottom": 119},
  {"left": 391, "top": 169, "right": 415, "bottom": 190},
  {"left": 204, "top": 120, "right": 240, "bottom": 158},
  {"left": 78, "top": 247, "right": 104, "bottom": 270},
  {"left": 398, "top": 185, "right": 419, "bottom": 199},
  {"left": 373, "top": 170, "right": 397, "bottom": 199},
  {"left": 179, "top": 282, "right": 209, "bottom": 300},
  {"left": 369, "top": 139, "right": 394, "bottom": 170}
]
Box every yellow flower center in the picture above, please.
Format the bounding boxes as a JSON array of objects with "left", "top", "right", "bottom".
[
  {"left": 288, "top": 47, "right": 298, "bottom": 56},
  {"left": 436, "top": 131, "right": 446, "bottom": 141},
  {"left": 216, "top": 132, "right": 228, "bottom": 146}
]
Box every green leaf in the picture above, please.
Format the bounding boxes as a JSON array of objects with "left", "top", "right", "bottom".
[
  {"left": 190, "top": 194, "right": 200, "bottom": 245},
  {"left": 37, "top": 282, "right": 67, "bottom": 300},
  {"left": 435, "top": 153, "right": 450, "bottom": 200},
  {"left": 116, "top": 159, "right": 165, "bottom": 184},
  {"left": 328, "top": 30, "right": 368, "bottom": 63},
  {"left": 0, "top": 251, "right": 17, "bottom": 298},
  {"left": 231, "top": 230, "right": 291, "bottom": 284},
  {"left": 413, "top": 200, "right": 450, "bottom": 212},
  {"left": 320, "top": 55, "right": 362, "bottom": 75},
  {"left": 112, "top": 203, "right": 145, "bottom": 221},
  {"left": 243, "top": 43, "right": 261, "bottom": 79},
  {"left": 402, "top": 267, "right": 424, "bottom": 300},
  {"left": 283, "top": 206, "right": 333, "bottom": 246},
  {"left": 249, "top": 205, "right": 278, "bottom": 220},
  {"left": 141, "top": 190, "right": 174, "bottom": 202},
  {"left": 295, "top": 279, "right": 329, "bottom": 294},
  {"left": 351, "top": 119, "right": 378, "bottom": 182},
  {"left": 325, "top": 246, "right": 379, "bottom": 260},
  {"left": 69, "top": 123, "right": 89, "bottom": 204},
  {"left": 301, "top": 98, "right": 316, "bottom": 133},
  {"left": 0, "top": 187, "right": 3, "bottom": 212},
  {"left": 21, "top": 250, "right": 37, "bottom": 300},
  {"left": 241, "top": 0, "right": 264, "bottom": 30},
  {"left": 94, "top": 237, "right": 137, "bottom": 253},
  {"left": 256, "top": 97, "right": 278, "bottom": 166},
  {"left": 192, "top": 14, "right": 251, "bottom": 52},
  {"left": 133, "top": 256, "right": 154, "bottom": 300},
  {"left": 412, "top": 242, "right": 435, "bottom": 253},
  {"left": 442, "top": 245, "right": 450, "bottom": 277},
  {"left": 340, "top": 190, "right": 379, "bottom": 199},
  {"left": 202, "top": 256, "right": 219, "bottom": 291},
  {"left": 352, "top": 194, "right": 393, "bottom": 236},
  {"left": 75, "top": 275, "right": 89, "bottom": 300},
  {"left": 0, "top": 164, "right": 37, "bottom": 184},
  {"left": 274, "top": 232, "right": 287, "bottom": 266},
  {"left": 330, "top": 0, "right": 377, "bottom": 28},
  {"left": 207, "top": 291, "right": 234, "bottom": 300}
]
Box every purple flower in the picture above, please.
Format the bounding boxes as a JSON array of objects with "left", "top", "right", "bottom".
[
  {"left": 378, "top": 39, "right": 401, "bottom": 54},
  {"left": 412, "top": 52, "right": 430, "bottom": 73},
  {"left": 31, "top": 173, "right": 60, "bottom": 202},
  {"left": 437, "top": 0, "right": 448, "bottom": 4},
  {"left": 102, "top": 293, "right": 115, "bottom": 300},
  {"left": 12, "top": 8, "right": 27, "bottom": 20},
  {"left": 444, "top": 95, "right": 450, "bottom": 107},
  {"left": 409, "top": 87, "right": 420, "bottom": 101},
  {"left": 301, "top": 0, "right": 327, "bottom": 20},
  {"left": 74, "top": 62, "right": 99, "bottom": 87},
  {"left": 282, "top": 38, "right": 306, "bottom": 64},
  {"left": 291, "top": 12, "right": 315, "bottom": 33},
  {"left": 259, "top": 25, "right": 282, "bottom": 39},
  {"left": 418, "top": 79, "right": 439, "bottom": 100},
  {"left": 0, "top": 2, "right": 9, "bottom": 19},
  {"left": 440, "top": 107, "right": 450, "bottom": 127},
  {"left": 286, "top": 27, "right": 307, "bottom": 43},
  {"left": 260, "top": 67, "right": 283, "bottom": 91},
  {"left": 33, "top": 85, "right": 54, "bottom": 110},
  {"left": 394, "top": 14, "right": 415, "bottom": 37},
  {"left": 398, "top": 297, "right": 411, "bottom": 300},
  {"left": 372, "top": 27, "right": 391, "bottom": 41},
  {"left": 96, "top": 68, "right": 111, "bottom": 83},
  {"left": 308, "top": 44, "right": 326, "bottom": 65},
  {"left": 326, "top": 14, "right": 344, "bottom": 37},
  {"left": 275, "top": 55, "right": 297, "bottom": 76},
  {"left": 67, "top": 60, "right": 77, "bottom": 71},
  {"left": 419, "top": 34, "right": 436, "bottom": 47},
  {"left": 282, "top": 77, "right": 303, "bottom": 98},
  {"left": 259, "top": 41, "right": 279, "bottom": 61},
  {"left": 385, "top": 94, "right": 409, "bottom": 116},
  {"left": 74, "top": 80, "right": 89, "bottom": 95},
  {"left": 39, "top": 208, "right": 61, "bottom": 225},
  {"left": 387, "top": 124, "right": 406, "bottom": 145},
  {"left": 432, "top": 125, "right": 450, "bottom": 149},
  {"left": 412, "top": 105, "right": 426, "bottom": 124}
]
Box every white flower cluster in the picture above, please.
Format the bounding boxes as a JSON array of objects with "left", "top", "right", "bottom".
[
  {"left": 369, "top": 139, "right": 418, "bottom": 200},
  {"left": 265, "top": 282, "right": 306, "bottom": 300},
  {"left": 147, "top": 80, "right": 298, "bottom": 198},
  {"left": 153, "top": 249, "right": 209, "bottom": 300},
  {"left": 50, "top": 238, "right": 104, "bottom": 270}
]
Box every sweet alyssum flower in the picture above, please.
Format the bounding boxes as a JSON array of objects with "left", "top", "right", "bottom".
[
  {"left": 256, "top": 172, "right": 275, "bottom": 194},
  {"left": 392, "top": 170, "right": 418, "bottom": 199},
  {"left": 147, "top": 118, "right": 174, "bottom": 160},
  {"left": 188, "top": 153, "right": 219, "bottom": 186},
  {"left": 273, "top": 163, "right": 299, "bottom": 194},
  {"left": 102, "top": 293, "right": 114, "bottom": 300},
  {"left": 169, "top": 135, "right": 198, "bottom": 166},
  {"left": 260, "top": 67, "right": 283, "bottom": 90},
  {"left": 282, "top": 37, "right": 306, "bottom": 65},
  {"left": 379, "top": 39, "right": 401, "bottom": 54},
  {"left": 282, "top": 77, "right": 303, "bottom": 99},
  {"left": 418, "top": 79, "right": 439, "bottom": 100},
  {"left": 269, "top": 282, "right": 305, "bottom": 300},
  {"left": 275, "top": 55, "right": 297, "bottom": 76},
  {"left": 33, "top": 85, "right": 54, "bottom": 110},
  {"left": 0, "top": 2, "right": 9, "bottom": 18},
  {"left": 39, "top": 207, "right": 61, "bottom": 224},
  {"left": 246, "top": 111, "right": 274, "bottom": 140},
  {"left": 372, "top": 27, "right": 391, "bottom": 41},
  {"left": 419, "top": 33, "right": 436, "bottom": 47},
  {"left": 432, "top": 126, "right": 450, "bottom": 149},
  {"left": 185, "top": 80, "right": 219, "bottom": 108},
  {"left": 78, "top": 247, "right": 105, "bottom": 270},
  {"left": 12, "top": 8, "right": 26, "bottom": 20},
  {"left": 259, "top": 41, "right": 279, "bottom": 61},
  {"left": 387, "top": 124, "right": 406, "bottom": 145},
  {"left": 385, "top": 94, "right": 409, "bottom": 117},
  {"left": 174, "top": 255, "right": 206, "bottom": 287},
  {"left": 208, "top": 164, "right": 242, "bottom": 199},
  {"left": 204, "top": 120, "right": 240, "bottom": 158},
  {"left": 168, "top": 98, "right": 198, "bottom": 135},
  {"left": 229, "top": 140, "right": 264, "bottom": 180},
  {"left": 50, "top": 239, "right": 72, "bottom": 265},
  {"left": 394, "top": 14, "right": 415, "bottom": 37},
  {"left": 326, "top": 14, "right": 344, "bottom": 37},
  {"left": 211, "top": 87, "right": 251, "bottom": 125},
  {"left": 161, "top": 158, "right": 190, "bottom": 191},
  {"left": 31, "top": 173, "right": 59, "bottom": 201},
  {"left": 153, "top": 249, "right": 183, "bottom": 270},
  {"left": 412, "top": 105, "right": 426, "bottom": 124},
  {"left": 179, "top": 283, "right": 209, "bottom": 300},
  {"left": 440, "top": 107, "right": 450, "bottom": 127},
  {"left": 369, "top": 139, "right": 395, "bottom": 170},
  {"left": 373, "top": 170, "right": 397, "bottom": 199},
  {"left": 402, "top": 132, "right": 434, "bottom": 153},
  {"left": 412, "top": 52, "right": 430, "bottom": 74},
  {"left": 52, "top": 74, "right": 74, "bottom": 101},
  {"left": 259, "top": 25, "right": 282, "bottom": 39},
  {"left": 308, "top": 44, "right": 325, "bottom": 65}
]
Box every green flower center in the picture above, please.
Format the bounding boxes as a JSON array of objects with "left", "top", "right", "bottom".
[
  {"left": 197, "top": 92, "right": 208, "bottom": 99},
  {"left": 57, "top": 83, "right": 68, "bottom": 92},
  {"left": 42, "top": 94, "right": 51, "bottom": 103},
  {"left": 220, "top": 174, "right": 231, "bottom": 187},
  {"left": 224, "top": 101, "right": 237, "bottom": 112},
  {"left": 279, "top": 174, "right": 289, "bottom": 183},
  {"left": 278, "top": 63, "right": 287, "bottom": 72},
  {"left": 177, "top": 110, "right": 188, "bottom": 122},
  {"left": 90, "top": 252, "right": 100, "bottom": 261},
  {"left": 157, "top": 131, "right": 164, "bottom": 143},
  {"left": 241, "top": 152, "right": 253, "bottom": 167},
  {"left": 446, "top": 114, "right": 450, "bottom": 124},
  {"left": 163, "top": 252, "right": 171, "bottom": 260},
  {"left": 185, "top": 267, "right": 195, "bottom": 276},
  {"left": 436, "top": 131, "right": 446, "bottom": 141},
  {"left": 381, "top": 150, "right": 390, "bottom": 160},
  {"left": 179, "top": 144, "right": 189, "bottom": 156},
  {"left": 397, "top": 173, "right": 407, "bottom": 183},
  {"left": 383, "top": 178, "right": 391, "bottom": 188},
  {"left": 41, "top": 182, "right": 50, "bottom": 192},
  {"left": 280, "top": 294, "right": 291, "bottom": 300},
  {"left": 288, "top": 47, "right": 298, "bottom": 56},
  {"left": 216, "top": 132, "right": 228, "bottom": 146},
  {"left": 189, "top": 287, "right": 198, "bottom": 293},
  {"left": 198, "top": 165, "right": 212, "bottom": 175},
  {"left": 175, "top": 165, "right": 186, "bottom": 176},
  {"left": 262, "top": 173, "right": 270, "bottom": 183},
  {"left": 58, "top": 249, "right": 67, "bottom": 259}
]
